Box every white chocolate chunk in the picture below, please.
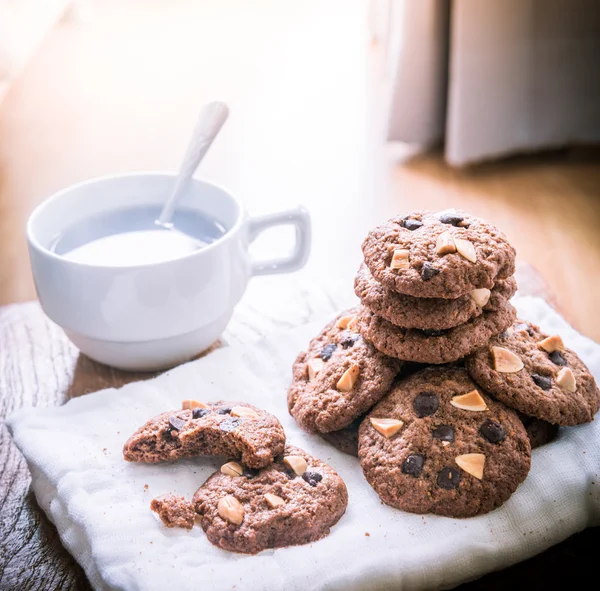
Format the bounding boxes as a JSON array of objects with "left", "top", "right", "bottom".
[
  {"left": 538, "top": 335, "right": 564, "bottom": 353},
  {"left": 337, "top": 363, "right": 360, "bottom": 391},
  {"left": 390, "top": 248, "right": 410, "bottom": 270},
  {"left": 436, "top": 231, "right": 456, "bottom": 255},
  {"left": 556, "top": 367, "right": 576, "bottom": 392},
  {"left": 283, "top": 455, "right": 308, "bottom": 476},
  {"left": 370, "top": 417, "right": 404, "bottom": 438},
  {"left": 455, "top": 453, "right": 485, "bottom": 480},
  {"left": 469, "top": 288, "right": 491, "bottom": 307},
  {"left": 218, "top": 496, "right": 244, "bottom": 525},
  {"left": 492, "top": 346, "right": 524, "bottom": 373},
  {"left": 450, "top": 390, "right": 488, "bottom": 411},
  {"left": 454, "top": 238, "right": 477, "bottom": 263}
]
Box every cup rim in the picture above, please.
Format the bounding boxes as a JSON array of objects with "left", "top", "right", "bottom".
[{"left": 26, "top": 171, "right": 244, "bottom": 270}]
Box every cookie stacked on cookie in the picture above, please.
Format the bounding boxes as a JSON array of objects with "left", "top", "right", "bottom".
[
  {"left": 354, "top": 210, "right": 518, "bottom": 364},
  {"left": 288, "top": 208, "right": 600, "bottom": 518}
]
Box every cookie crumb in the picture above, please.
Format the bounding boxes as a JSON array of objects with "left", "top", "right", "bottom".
[
  {"left": 365, "top": 532, "right": 370, "bottom": 537},
  {"left": 144, "top": 484, "right": 149, "bottom": 491}
]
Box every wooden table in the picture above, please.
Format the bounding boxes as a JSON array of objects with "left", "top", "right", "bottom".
[{"left": 0, "top": 263, "right": 596, "bottom": 590}]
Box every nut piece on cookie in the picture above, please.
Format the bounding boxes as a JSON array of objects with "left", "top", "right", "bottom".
[
  {"left": 450, "top": 390, "right": 488, "bottom": 411},
  {"left": 337, "top": 363, "right": 360, "bottom": 391},
  {"left": 492, "top": 346, "right": 524, "bottom": 373},
  {"left": 231, "top": 406, "right": 260, "bottom": 419},
  {"left": 182, "top": 400, "right": 209, "bottom": 410},
  {"left": 307, "top": 358, "right": 325, "bottom": 381},
  {"left": 218, "top": 495, "right": 245, "bottom": 525},
  {"left": 469, "top": 288, "right": 491, "bottom": 307},
  {"left": 556, "top": 367, "right": 577, "bottom": 392},
  {"left": 390, "top": 248, "right": 410, "bottom": 270},
  {"left": 284, "top": 455, "right": 308, "bottom": 476},
  {"left": 455, "top": 453, "right": 485, "bottom": 480},
  {"left": 336, "top": 315, "right": 356, "bottom": 329},
  {"left": 264, "top": 493, "right": 286, "bottom": 508},
  {"left": 538, "top": 335, "right": 564, "bottom": 353},
  {"left": 454, "top": 238, "right": 477, "bottom": 263},
  {"left": 370, "top": 417, "right": 404, "bottom": 438},
  {"left": 150, "top": 494, "right": 195, "bottom": 530},
  {"left": 436, "top": 231, "right": 456, "bottom": 255},
  {"left": 221, "top": 461, "right": 244, "bottom": 477}
]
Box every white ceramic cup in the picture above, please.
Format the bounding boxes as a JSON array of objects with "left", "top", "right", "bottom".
[{"left": 27, "top": 173, "right": 311, "bottom": 371}]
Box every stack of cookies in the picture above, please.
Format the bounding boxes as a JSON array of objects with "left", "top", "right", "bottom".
[
  {"left": 288, "top": 209, "right": 600, "bottom": 518},
  {"left": 354, "top": 210, "right": 518, "bottom": 364}
]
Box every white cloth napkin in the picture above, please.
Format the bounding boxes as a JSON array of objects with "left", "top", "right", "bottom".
[{"left": 7, "top": 295, "right": 600, "bottom": 591}]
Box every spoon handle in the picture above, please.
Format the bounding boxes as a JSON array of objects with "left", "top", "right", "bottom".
[{"left": 157, "top": 101, "right": 229, "bottom": 226}]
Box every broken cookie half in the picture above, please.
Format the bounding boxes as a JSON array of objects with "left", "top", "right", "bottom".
[{"left": 123, "top": 400, "right": 285, "bottom": 468}]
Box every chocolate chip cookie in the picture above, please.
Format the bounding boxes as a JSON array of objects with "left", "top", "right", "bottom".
[
  {"left": 518, "top": 413, "right": 560, "bottom": 449},
  {"left": 319, "top": 414, "right": 363, "bottom": 457},
  {"left": 362, "top": 210, "right": 516, "bottom": 299},
  {"left": 355, "top": 263, "right": 517, "bottom": 330},
  {"left": 466, "top": 320, "right": 600, "bottom": 425},
  {"left": 358, "top": 367, "right": 531, "bottom": 517},
  {"left": 288, "top": 309, "right": 402, "bottom": 433},
  {"left": 123, "top": 401, "right": 285, "bottom": 468},
  {"left": 192, "top": 445, "right": 348, "bottom": 554},
  {"left": 355, "top": 303, "right": 516, "bottom": 364}
]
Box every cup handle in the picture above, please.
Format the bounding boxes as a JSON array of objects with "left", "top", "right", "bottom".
[{"left": 247, "top": 206, "right": 311, "bottom": 276}]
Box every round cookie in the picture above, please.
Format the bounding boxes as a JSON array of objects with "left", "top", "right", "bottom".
[
  {"left": 123, "top": 401, "right": 285, "bottom": 468},
  {"left": 354, "top": 262, "right": 517, "bottom": 330},
  {"left": 362, "top": 210, "right": 516, "bottom": 299},
  {"left": 355, "top": 303, "right": 516, "bottom": 364},
  {"left": 466, "top": 320, "right": 600, "bottom": 426},
  {"left": 288, "top": 309, "right": 402, "bottom": 433},
  {"left": 518, "top": 413, "right": 559, "bottom": 449},
  {"left": 192, "top": 445, "right": 348, "bottom": 554},
  {"left": 358, "top": 367, "right": 531, "bottom": 517},
  {"left": 319, "top": 414, "right": 363, "bottom": 457}
]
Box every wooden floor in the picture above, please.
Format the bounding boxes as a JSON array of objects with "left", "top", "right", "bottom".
[{"left": 1, "top": 0, "right": 600, "bottom": 338}]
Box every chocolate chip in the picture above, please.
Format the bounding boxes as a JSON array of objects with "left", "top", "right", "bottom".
[
  {"left": 437, "top": 467, "right": 461, "bottom": 489},
  {"left": 421, "top": 328, "right": 447, "bottom": 337},
  {"left": 401, "top": 218, "right": 423, "bottom": 231},
  {"left": 217, "top": 407, "right": 232, "bottom": 415},
  {"left": 439, "top": 213, "right": 465, "bottom": 227},
  {"left": 421, "top": 262, "right": 440, "bottom": 281},
  {"left": 320, "top": 343, "right": 337, "bottom": 361},
  {"left": 340, "top": 333, "right": 361, "bottom": 349},
  {"left": 219, "top": 418, "right": 241, "bottom": 432},
  {"left": 402, "top": 454, "right": 425, "bottom": 477},
  {"left": 302, "top": 471, "right": 323, "bottom": 487},
  {"left": 514, "top": 323, "right": 534, "bottom": 337},
  {"left": 532, "top": 373, "right": 552, "bottom": 391},
  {"left": 432, "top": 424, "right": 455, "bottom": 442},
  {"left": 168, "top": 416, "right": 185, "bottom": 432},
  {"left": 192, "top": 408, "right": 211, "bottom": 419},
  {"left": 549, "top": 350, "right": 567, "bottom": 366},
  {"left": 479, "top": 419, "right": 506, "bottom": 444},
  {"left": 413, "top": 391, "right": 439, "bottom": 417},
  {"left": 242, "top": 467, "right": 260, "bottom": 479}
]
